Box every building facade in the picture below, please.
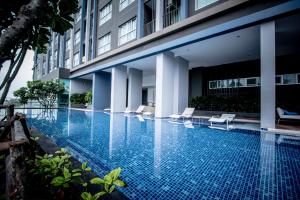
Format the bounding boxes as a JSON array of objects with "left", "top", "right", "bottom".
[{"left": 33, "top": 0, "right": 300, "bottom": 129}]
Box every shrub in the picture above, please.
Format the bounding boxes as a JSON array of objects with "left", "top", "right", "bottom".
[
  {"left": 70, "top": 93, "right": 86, "bottom": 104},
  {"left": 85, "top": 90, "right": 92, "bottom": 105},
  {"left": 191, "top": 95, "right": 260, "bottom": 113}
]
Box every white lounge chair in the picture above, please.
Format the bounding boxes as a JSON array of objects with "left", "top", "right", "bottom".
[
  {"left": 124, "top": 105, "right": 145, "bottom": 114},
  {"left": 277, "top": 107, "right": 300, "bottom": 124},
  {"left": 143, "top": 106, "right": 155, "bottom": 117},
  {"left": 208, "top": 114, "right": 235, "bottom": 130},
  {"left": 169, "top": 108, "right": 195, "bottom": 122}
]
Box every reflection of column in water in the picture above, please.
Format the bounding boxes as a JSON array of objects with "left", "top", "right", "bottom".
[
  {"left": 259, "top": 132, "right": 275, "bottom": 199},
  {"left": 154, "top": 120, "right": 162, "bottom": 176},
  {"left": 67, "top": 109, "right": 71, "bottom": 137},
  {"left": 90, "top": 111, "right": 95, "bottom": 145},
  {"left": 109, "top": 114, "right": 127, "bottom": 159}
]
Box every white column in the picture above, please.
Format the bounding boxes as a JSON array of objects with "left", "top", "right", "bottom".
[
  {"left": 260, "top": 21, "right": 276, "bottom": 129},
  {"left": 155, "top": 0, "right": 164, "bottom": 31},
  {"left": 128, "top": 68, "right": 143, "bottom": 111},
  {"left": 85, "top": 0, "right": 91, "bottom": 62},
  {"left": 92, "top": 72, "right": 111, "bottom": 110},
  {"left": 173, "top": 57, "right": 189, "bottom": 114},
  {"left": 155, "top": 52, "right": 175, "bottom": 118},
  {"left": 111, "top": 66, "right": 127, "bottom": 112}
]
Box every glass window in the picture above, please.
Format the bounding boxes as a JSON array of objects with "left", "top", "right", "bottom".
[
  {"left": 276, "top": 75, "right": 282, "bottom": 85},
  {"left": 246, "top": 78, "right": 258, "bottom": 87},
  {"left": 237, "top": 78, "right": 246, "bottom": 87},
  {"left": 118, "top": 18, "right": 137, "bottom": 46},
  {"left": 65, "top": 58, "right": 71, "bottom": 69},
  {"left": 73, "top": 53, "right": 80, "bottom": 66},
  {"left": 49, "top": 54, "right": 53, "bottom": 71},
  {"left": 74, "top": 31, "right": 80, "bottom": 45},
  {"left": 75, "top": 9, "right": 81, "bottom": 23},
  {"left": 53, "top": 50, "right": 57, "bottom": 68},
  {"left": 298, "top": 74, "right": 300, "bottom": 83},
  {"left": 66, "top": 39, "right": 71, "bottom": 51},
  {"left": 42, "top": 62, "right": 46, "bottom": 75},
  {"left": 209, "top": 81, "right": 217, "bottom": 89},
  {"left": 195, "top": 0, "right": 218, "bottom": 10},
  {"left": 99, "top": 2, "right": 112, "bottom": 25},
  {"left": 119, "top": 0, "right": 135, "bottom": 11},
  {"left": 283, "top": 74, "right": 297, "bottom": 85},
  {"left": 228, "top": 79, "right": 237, "bottom": 88},
  {"left": 98, "top": 33, "right": 111, "bottom": 55}
]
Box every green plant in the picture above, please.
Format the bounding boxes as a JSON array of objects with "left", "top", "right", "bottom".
[
  {"left": 70, "top": 93, "right": 86, "bottom": 104},
  {"left": 84, "top": 167, "right": 126, "bottom": 199},
  {"left": 13, "top": 87, "right": 29, "bottom": 106},
  {"left": 85, "top": 90, "right": 92, "bottom": 105},
  {"left": 30, "top": 148, "right": 72, "bottom": 181},
  {"left": 51, "top": 161, "right": 91, "bottom": 188}
]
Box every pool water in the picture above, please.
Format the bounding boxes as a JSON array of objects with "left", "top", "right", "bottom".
[{"left": 25, "top": 109, "right": 300, "bottom": 200}]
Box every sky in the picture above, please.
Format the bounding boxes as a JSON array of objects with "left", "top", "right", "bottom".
[{"left": 0, "top": 50, "right": 34, "bottom": 99}]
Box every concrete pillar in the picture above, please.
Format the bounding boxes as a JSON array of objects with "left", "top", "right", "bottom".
[
  {"left": 173, "top": 57, "right": 189, "bottom": 114},
  {"left": 260, "top": 21, "right": 276, "bottom": 129},
  {"left": 155, "top": 0, "right": 164, "bottom": 31},
  {"left": 92, "top": 72, "right": 111, "bottom": 110},
  {"left": 137, "top": 0, "right": 144, "bottom": 38},
  {"left": 180, "top": 0, "right": 188, "bottom": 20},
  {"left": 111, "top": 66, "right": 127, "bottom": 113},
  {"left": 155, "top": 52, "right": 175, "bottom": 118},
  {"left": 128, "top": 68, "right": 143, "bottom": 111}
]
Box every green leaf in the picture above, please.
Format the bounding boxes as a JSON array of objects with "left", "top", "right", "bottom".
[
  {"left": 63, "top": 167, "right": 71, "bottom": 178},
  {"left": 90, "top": 177, "right": 104, "bottom": 185},
  {"left": 85, "top": 167, "right": 91, "bottom": 172},
  {"left": 114, "top": 179, "right": 126, "bottom": 187},
  {"left": 109, "top": 167, "right": 122, "bottom": 180},
  {"left": 81, "top": 192, "right": 92, "bottom": 200},
  {"left": 82, "top": 182, "right": 88, "bottom": 187},
  {"left": 94, "top": 191, "right": 106, "bottom": 199},
  {"left": 104, "top": 175, "right": 112, "bottom": 184},
  {"left": 51, "top": 176, "right": 65, "bottom": 186},
  {"left": 104, "top": 183, "right": 109, "bottom": 192},
  {"left": 72, "top": 168, "right": 82, "bottom": 173},
  {"left": 82, "top": 162, "right": 87, "bottom": 170},
  {"left": 72, "top": 172, "right": 82, "bottom": 177},
  {"left": 109, "top": 185, "right": 115, "bottom": 193}
]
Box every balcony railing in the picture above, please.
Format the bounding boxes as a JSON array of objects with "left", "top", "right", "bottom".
[
  {"left": 144, "top": 19, "right": 156, "bottom": 36},
  {"left": 163, "top": 8, "right": 180, "bottom": 28}
]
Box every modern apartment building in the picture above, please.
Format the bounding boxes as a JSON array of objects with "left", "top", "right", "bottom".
[{"left": 33, "top": 0, "right": 300, "bottom": 129}]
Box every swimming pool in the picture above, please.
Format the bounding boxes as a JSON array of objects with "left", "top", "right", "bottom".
[{"left": 25, "top": 108, "right": 300, "bottom": 200}]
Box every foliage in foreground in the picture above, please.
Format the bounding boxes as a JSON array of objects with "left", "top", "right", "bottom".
[
  {"left": 28, "top": 148, "right": 126, "bottom": 200},
  {"left": 14, "top": 80, "right": 65, "bottom": 108},
  {"left": 0, "top": 0, "right": 79, "bottom": 104}
]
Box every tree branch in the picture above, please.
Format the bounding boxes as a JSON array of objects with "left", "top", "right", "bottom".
[
  {"left": 0, "top": 0, "right": 46, "bottom": 64},
  {"left": 0, "top": 45, "right": 28, "bottom": 104}
]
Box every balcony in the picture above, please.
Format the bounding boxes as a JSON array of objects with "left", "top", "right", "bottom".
[
  {"left": 163, "top": 8, "right": 180, "bottom": 28},
  {"left": 144, "top": 19, "right": 156, "bottom": 36}
]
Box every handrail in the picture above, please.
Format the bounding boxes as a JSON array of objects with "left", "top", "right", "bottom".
[
  {"left": 144, "top": 19, "right": 156, "bottom": 36},
  {"left": 163, "top": 8, "right": 180, "bottom": 28}
]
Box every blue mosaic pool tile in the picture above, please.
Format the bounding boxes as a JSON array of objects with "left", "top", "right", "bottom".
[{"left": 25, "top": 109, "right": 300, "bottom": 200}]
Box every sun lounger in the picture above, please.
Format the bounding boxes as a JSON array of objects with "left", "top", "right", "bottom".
[
  {"left": 169, "top": 108, "right": 195, "bottom": 121},
  {"left": 277, "top": 107, "right": 300, "bottom": 124},
  {"left": 208, "top": 114, "right": 235, "bottom": 130}
]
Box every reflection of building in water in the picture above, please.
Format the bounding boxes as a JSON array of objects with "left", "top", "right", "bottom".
[{"left": 259, "top": 132, "right": 275, "bottom": 199}]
